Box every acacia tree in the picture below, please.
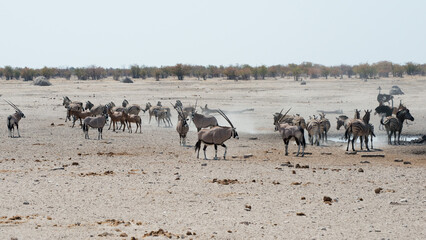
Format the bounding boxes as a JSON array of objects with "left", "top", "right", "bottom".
[
  {"left": 224, "top": 66, "right": 238, "bottom": 80},
  {"left": 289, "top": 63, "right": 301, "bottom": 81},
  {"left": 173, "top": 64, "right": 189, "bottom": 80},
  {"left": 4, "top": 66, "right": 14, "bottom": 80},
  {"left": 391, "top": 64, "right": 404, "bottom": 77},
  {"left": 130, "top": 65, "right": 141, "bottom": 78},
  {"left": 258, "top": 65, "right": 267, "bottom": 80},
  {"left": 374, "top": 61, "right": 392, "bottom": 78},
  {"left": 405, "top": 62, "right": 420, "bottom": 75},
  {"left": 41, "top": 66, "right": 54, "bottom": 79},
  {"left": 21, "top": 67, "right": 35, "bottom": 81},
  {"left": 320, "top": 66, "right": 330, "bottom": 79}
]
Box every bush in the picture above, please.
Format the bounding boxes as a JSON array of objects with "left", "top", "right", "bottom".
[
  {"left": 33, "top": 76, "right": 52, "bottom": 86},
  {"left": 120, "top": 77, "right": 133, "bottom": 83}
]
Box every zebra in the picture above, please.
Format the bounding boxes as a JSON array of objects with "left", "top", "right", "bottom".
[{"left": 381, "top": 109, "right": 414, "bottom": 145}]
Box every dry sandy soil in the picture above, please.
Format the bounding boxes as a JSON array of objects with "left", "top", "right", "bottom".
[{"left": 0, "top": 76, "right": 425, "bottom": 239}]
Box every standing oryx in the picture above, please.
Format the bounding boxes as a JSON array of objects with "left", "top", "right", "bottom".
[
  {"left": 191, "top": 101, "right": 218, "bottom": 132},
  {"left": 83, "top": 113, "right": 108, "bottom": 140},
  {"left": 195, "top": 110, "right": 238, "bottom": 160},
  {"left": 5, "top": 100, "right": 25, "bottom": 138},
  {"left": 274, "top": 108, "right": 306, "bottom": 157},
  {"left": 172, "top": 103, "right": 189, "bottom": 146}
]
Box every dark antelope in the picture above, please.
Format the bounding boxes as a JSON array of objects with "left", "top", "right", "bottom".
[{"left": 5, "top": 100, "right": 25, "bottom": 138}]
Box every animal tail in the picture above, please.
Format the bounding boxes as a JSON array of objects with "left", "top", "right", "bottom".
[
  {"left": 300, "top": 127, "right": 306, "bottom": 147},
  {"left": 344, "top": 124, "right": 351, "bottom": 140},
  {"left": 195, "top": 140, "right": 201, "bottom": 152},
  {"left": 7, "top": 116, "right": 12, "bottom": 130}
]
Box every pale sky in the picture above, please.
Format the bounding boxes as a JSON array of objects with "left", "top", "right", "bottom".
[{"left": 1, "top": 0, "right": 425, "bottom": 68}]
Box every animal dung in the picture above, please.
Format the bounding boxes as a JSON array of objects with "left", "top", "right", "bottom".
[
  {"left": 375, "top": 188, "right": 383, "bottom": 194},
  {"left": 211, "top": 178, "right": 239, "bottom": 185},
  {"left": 323, "top": 196, "right": 333, "bottom": 204},
  {"left": 296, "top": 212, "right": 306, "bottom": 216}
]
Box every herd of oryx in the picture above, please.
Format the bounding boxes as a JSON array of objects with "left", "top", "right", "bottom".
[{"left": 4, "top": 92, "right": 415, "bottom": 159}]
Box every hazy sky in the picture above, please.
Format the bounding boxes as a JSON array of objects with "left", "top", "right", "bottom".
[{"left": 1, "top": 0, "right": 425, "bottom": 68}]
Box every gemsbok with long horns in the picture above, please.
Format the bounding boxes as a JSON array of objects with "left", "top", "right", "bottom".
[
  {"left": 172, "top": 103, "right": 189, "bottom": 146},
  {"left": 195, "top": 109, "right": 239, "bottom": 160},
  {"left": 83, "top": 113, "right": 108, "bottom": 140},
  {"left": 191, "top": 101, "right": 218, "bottom": 132},
  {"left": 275, "top": 108, "right": 306, "bottom": 157},
  {"left": 5, "top": 100, "right": 25, "bottom": 138}
]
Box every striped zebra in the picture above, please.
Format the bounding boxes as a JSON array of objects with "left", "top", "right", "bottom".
[
  {"left": 380, "top": 109, "right": 414, "bottom": 145},
  {"left": 319, "top": 113, "right": 331, "bottom": 143},
  {"left": 307, "top": 116, "right": 321, "bottom": 146},
  {"left": 344, "top": 119, "right": 372, "bottom": 151}
]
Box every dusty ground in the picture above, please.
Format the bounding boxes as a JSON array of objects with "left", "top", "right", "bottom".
[{"left": 0, "top": 76, "right": 425, "bottom": 239}]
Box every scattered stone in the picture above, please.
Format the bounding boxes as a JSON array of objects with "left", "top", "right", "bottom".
[
  {"left": 291, "top": 182, "right": 302, "bottom": 185},
  {"left": 227, "top": 230, "right": 233, "bottom": 233},
  {"left": 403, "top": 161, "right": 411, "bottom": 165},
  {"left": 98, "top": 232, "right": 114, "bottom": 237},
  {"left": 296, "top": 212, "right": 305, "bottom": 216},
  {"left": 244, "top": 204, "right": 252, "bottom": 211},
  {"left": 375, "top": 188, "right": 383, "bottom": 194},
  {"left": 249, "top": 137, "right": 258, "bottom": 140},
  {"left": 72, "top": 162, "right": 79, "bottom": 166},
  {"left": 240, "top": 221, "right": 251, "bottom": 225},
  {"left": 360, "top": 161, "right": 370, "bottom": 164},
  {"left": 358, "top": 198, "right": 363, "bottom": 201},
  {"left": 345, "top": 152, "right": 357, "bottom": 155},
  {"left": 272, "top": 181, "right": 280, "bottom": 185},
  {"left": 301, "top": 197, "right": 306, "bottom": 200},
  {"left": 23, "top": 201, "right": 29, "bottom": 205},
  {"left": 120, "top": 77, "right": 133, "bottom": 83},
  {"left": 358, "top": 168, "right": 364, "bottom": 172},
  {"left": 50, "top": 123, "right": 55, "bottom": 126},
  {"left": 321, "top": 153, "right": 332, "bottom": 155},
  {"left": 51, "top": 167, "right": 65, "bottom": 171},
  {"left": 232, "top": 155, "right": 238, "bottom": 158},
  {"left": 321, "top": 227, "right": 327, "bottom": 231},
  {"left": 394, "top": 159, "right": 403, "bottom": 162},
  {"left": 201, "top": 163, "right": 207, "bottom": 167},
  {"left": 280, "top": 161, "right": 291, "bottom": 167},
  {"left": 119, "top": 233, "right": 128, "bottom": 237},
  {"left": 292, "top": 170, "right": 296, "bottom": 174},
  {"left": 400, "top": 199, "right": 408, "bottom": 203},
  {"left": 243, "top": 154, "right": 253, "bottom": 158}
]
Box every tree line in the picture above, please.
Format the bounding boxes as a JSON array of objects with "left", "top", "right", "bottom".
[{"left": 0, "top": 61, "right": 425, "bottom": 81}]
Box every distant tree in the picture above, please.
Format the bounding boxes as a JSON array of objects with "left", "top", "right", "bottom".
[
  {"left": 224, "top": 66, "right": 238, "bottom": 80},
  {"left": 74, "top": 68, "right": 88, "bottom": 80},
  {"left": 13, "top": 68, "right": 21, "bottom": 80},
  {"left": 173, "top": 64, "right": 190, "bottom": 80},
  {"left": 21, "top": 67, "right": 35, "bottom": 81},
  {"left": 373, "top": 61, "right": 392, "bottom": 78},
  {"left": 130, "top": 65, "right": 141, "bottom": 78},
  {"left": 289, "top": 63, "right": 301, "bottom": 81},
  {"left": 238, "top": 65, "right": 251, "bottom": 80},
  {"left": 340, "top": 64, "right": 354, "bottom": 78},
  {"left": 41, "top": 66, "right": 54, "bottom": 79},
  {"left": 154, "top": 68, "right": 161, "bottom": 81},
  {"left": 207, "top": 65, "right": 219, "bottom": 78},
  {"left": 258, "top": 65, "right": 267, "bottom": 80},
  {"left": 192, "top": 65, "right": 207, "bottom": 80},
  {"left": 391, "top": 64, "right": 404, "bottom": 78},
  {"left": 4, "top": 66, "right": 14, "bottom": 80},
  {"left": 320, "top": 66, "right": 330, "bottom": 79},
  {"left": 405, "top": 62, "right": 420, "bottom": 75},
  {"left": 251, "top": 67, "right": 259, "bottom": 80}
]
